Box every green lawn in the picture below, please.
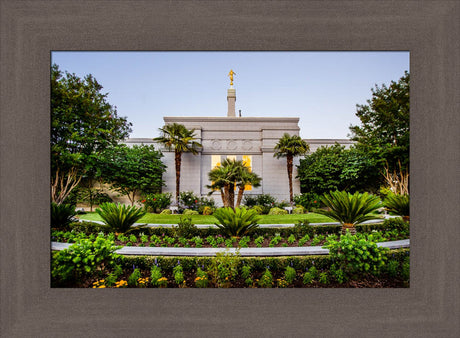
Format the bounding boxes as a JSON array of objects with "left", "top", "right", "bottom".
[{"left": 77, "top": 212, "right": 336, "bottom": 224}]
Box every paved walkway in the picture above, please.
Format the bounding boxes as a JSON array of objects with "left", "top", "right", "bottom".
[
  {"left": 51, "top": 239, "right": 409, "bottom": 257},
  {"left": 77, "top": 218, "right": 391, "bottom": 229}
]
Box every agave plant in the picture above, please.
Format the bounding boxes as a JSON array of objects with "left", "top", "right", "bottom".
[
  {"left": 96, "top": 202, "right": 146, "bottom": 234},
  {"left": 51, "top": 202, "right": 76, "bottom": 230},
  {"left": 383, "top": 193, "right": 410, "bottom": 221},
  {"left": 315, "top": 191, "right": 382, "bottom": 235},
  {"left": 213, "top": 207, "right": 261, "bottom": 238}
]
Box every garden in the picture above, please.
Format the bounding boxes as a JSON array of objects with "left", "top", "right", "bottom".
[{"left": 50, "top": 65, "right": 410, "bottom": 289}]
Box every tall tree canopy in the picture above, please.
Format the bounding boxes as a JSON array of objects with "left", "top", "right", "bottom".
[
  {"left": 349, "top": 71, "right": 410, "bottom": 172},
  {"left": 154, "top": 123, "right": 202, "bottom": 203},
  {"left": 51, "top": 64, "right": 132, "bottom": 204},
  {"left": 297, "top": 144, "right": 381, "bottom": 195},
  {"left": 273, "top": 133, "right": 309, "bottom": 203},
  {"left": 98, "top": 144, "right": 166, "bottom": 205}
]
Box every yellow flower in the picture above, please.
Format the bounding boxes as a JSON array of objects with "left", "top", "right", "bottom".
[{"left": 98, "top": 285, "right": 106, "bottom": 288}]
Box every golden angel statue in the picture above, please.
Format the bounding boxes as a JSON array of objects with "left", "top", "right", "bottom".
[{"left": 228, "top": 69, "right": 236, "bottom": 86}]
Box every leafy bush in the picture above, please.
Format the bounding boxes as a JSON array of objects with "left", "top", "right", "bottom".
[
  {"left": 183, "top": 209, "right": 199, "bottom": 215},
  {"left": 150, "top": 265, "right": 163, "bottom": 286},
  {"left": 173, "top": 216, "right": 198, "bottom": 238},
  {"left": 383, "top": 193, "right": 409, "bottom": 218},
  {"left": 51, "top": 203, "right": 76, "bottom": 230},
  {"left": 292, "top": 206, "right": 305, "bottom": 214},
  {"left": 258, "top": 268, "right": 273, "bottom": 288},
  {"left": 294, "top": 193, "right": 321, "bottom": 211},
  {"left": 173, "top": 264, "right": 185, "bottom": 286},
  {"left": 51, "top": 235, "right": 121, "bottom": 284},
  {"left": 96, "top": 202, "right": 146, "bottom": 233},
  {"left": 324, "top": 232, "right": 388, "bottom": 279},
  {"left": 128, "top": 268, "right": 142, "bottom": 286},
  {"left": 213, "top": 207, "right": 261, "bottom": 237},
  {"left": 243, "top": 194, "right": 276, "bottom": 214},
  {"left": 142, "top": 192, "right": 172, "bottom": 213},
  {"left": 195, "top": 267, "right": 209, "bottom": 288},
  {"left": 251, "top": 205, "right": 264, "bottom": 215},
  {"left": 268, "top": 207, "right": 288, "bottom": 215},
  {"left": 383, "top": 217, "right": 409, "bottom": 236},
  {"left": 160, "top": 209, "right": 172, "bottom": 215},
  {"left": 179, "top": 191, "right": 200, "bottom": 211},
  {"left": 284, "top": 266, "right": 297, "bottom": 284},
  {"left": 207, "top": 251, "right": 239, "bottom": 287}
]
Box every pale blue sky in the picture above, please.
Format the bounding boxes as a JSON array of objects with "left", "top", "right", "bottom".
[{"left": 51, "top": 51, "right": 409, "bottom": 139}]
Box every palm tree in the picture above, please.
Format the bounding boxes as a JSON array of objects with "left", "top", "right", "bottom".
[
  {"left": 154, "top": 123, "right": 202, "bottom": 203},
  {"left": 235, "top": 169, "right": 261, "bottom": 208},
  {"left": 273, "top": 133, "right": 309, "bottom": 203},
  {"left": 315, "top": 190, "right": 382, "bottom": 235},
  {"left": 207, "top": 159, "right": 261, "bottom": 209}
]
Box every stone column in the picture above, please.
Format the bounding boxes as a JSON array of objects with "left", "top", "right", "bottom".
[{"left": 227, "top": 87, "right": 236, "bottom": 117}]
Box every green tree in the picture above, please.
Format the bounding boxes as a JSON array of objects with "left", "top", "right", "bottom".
[
  {"left": 349, "top": 71, "right": 410, "bottom": 173},
  {"left": 207, "top": 159, "right": 261, "bottom": 209},
  {"left": 51, "top": 64, "right": 132, "bottom": 204},
  {"left": 297, "top": 144, "right": 381, "bottom": 195},
  {"left": 153, "top": 123, "right": 202, "bottom": 203},
  {"left": 99, "top": 144, "right": 166, "bottom": 205},
  {"left": 273, "top": 133, "right": 309, "bottom": 203}
]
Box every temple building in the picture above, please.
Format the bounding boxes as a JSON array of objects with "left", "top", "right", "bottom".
[{"left": 125, "top": 71, "right": 353, "bottom": 205}]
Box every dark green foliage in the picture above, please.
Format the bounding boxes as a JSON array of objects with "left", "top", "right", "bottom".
[
  {"left": 258, "top": 268, "right": 274, "bottom": 288},
  {"left": 243, "top": 194, "right": 277, "bottom": 214},
  {"left": 51, "top": 64, "right": 132, "bottom": 204},
  {"left": 316, "top": 190, "right": 382, "bottom": 225},
  {"left": 51, "top": 235, "right": 121, "bottom": 285},
  {"left": 324, "top": 232, "right": 388, "bottom": 279},
  {"left": 98, "top": 144, "right": 166, "bottom": 205},
  {"left": 383, "top": 193, "right": 410, "bottom": 217},
  {"left": 96, "top": 202, "right": 146, "bottom": 233},
  {"left": 294, "top": 193, "right": 321, "bottom": 211},
  {"left": 142, "top": 192, "right": 172, "bottom": 213},
  {"left": 382, "top": 217, "right": 410, "bottom": 236},
  {"left": 284, "top": 266, "right": 297, "bottom": 284},
  {"left": 173, "top": 216, "right": 198, "bottom": 238},
  {"left": 128, "top": 268, "right": 142, "bottom": 286},
  {"left": 349, "top": 71, "right": 410, "bottom": 173},
  {"left": 297, "top": 145, "right": 381, "bottom": 195},
  {"left": 51, "top": 202, "right": 76, "bottom": 230},
  {"left": 213, "top": 207, "right": 261, "bottom": 237}
]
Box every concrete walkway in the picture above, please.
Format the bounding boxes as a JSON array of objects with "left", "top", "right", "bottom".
[
  {"left": 76, "top": 218, "right": 391, "bottom": 229},
  {"left": 51, "top": 239, "right": 409, "bottom": 257}
]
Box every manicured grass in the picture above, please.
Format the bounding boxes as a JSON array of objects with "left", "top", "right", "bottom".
[{"left": 77, "top": 212, "right": 336, "bottom": 224}]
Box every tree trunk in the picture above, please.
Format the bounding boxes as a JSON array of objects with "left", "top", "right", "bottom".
[
  {"left": 286, "top": 154, "right": 294, "bottom": 203},
  {"left": 175, "top": 150, "right": 181, "bottom": 203},
  {"left": 236, "top": 186, "right": 245, "bottom": 208},
  {"left": 228, "top": 183, "right": 235, "bottom": 209},
  {"left": 341, "top": 223, "right": 356, "bottom": 235},
  {"left": 223, "top": 184, "right": 230, "bottom": 208},
  {"left": 51, "top": 167, "right": 82, "bottom": 205},
  {"left": 220, "top": 189, "right": 226, "bottom": 207}
]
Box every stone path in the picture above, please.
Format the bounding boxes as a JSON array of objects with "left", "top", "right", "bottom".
[
  {"left": 51, "top": 239, "right": 410, "bottom": 257},
  {"left": 77, "top": 218, "right": 390, "bottom": 229}
]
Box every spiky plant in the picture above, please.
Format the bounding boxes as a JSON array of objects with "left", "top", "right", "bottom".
[
  {"left": 383, "top": 193, "right": 410, "bottom": 221},
  {"left": 213, "top": 207, "right": 261, "bottom": 238},
  {"left": 315, "top": 191, "right": 382, "bottom": 235},
  {"left": 51, "top": 202, "right": 76, "bottom": 230},
  {"left": 96, "top": 202, "right": 146, "bottom": 234}
]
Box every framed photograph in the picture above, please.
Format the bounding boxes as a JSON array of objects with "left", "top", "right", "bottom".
[{"left": 1, "top": 1, "right": 458, "bottom": 336}]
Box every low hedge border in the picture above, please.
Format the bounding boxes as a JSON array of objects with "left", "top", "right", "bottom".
[
  {"left": 65, "top": 218, "right": 408, "bottom": 239},
  {"left": 121, "top": 248, "right": 410, "bottom": 273}
]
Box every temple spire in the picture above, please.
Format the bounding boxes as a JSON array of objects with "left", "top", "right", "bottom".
[{"left": 227, "top": 69, "right": 236, "bottom": 117}]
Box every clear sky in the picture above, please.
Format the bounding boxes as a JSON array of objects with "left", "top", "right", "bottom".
[{"left": 51, "top": 51, "right": 409, "bottom": 139}]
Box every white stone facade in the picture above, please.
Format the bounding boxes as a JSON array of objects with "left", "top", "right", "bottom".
[{"left": 124, "top": 118, "right": 354, "bottom": 206}]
